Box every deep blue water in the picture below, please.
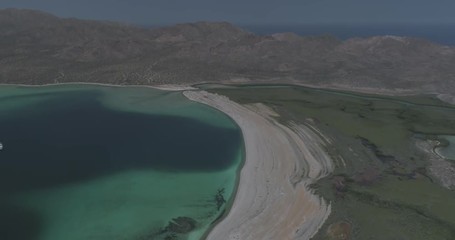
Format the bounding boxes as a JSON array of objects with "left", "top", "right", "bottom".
[
  {"left": 0, "top": 88, "right": 243, "bottom": 240},
  {"left": 0, "top": 90, "right": 242, "bottom": 194},
  {"left": 242, "top": 24, "right": 455, "bottom": 46}
]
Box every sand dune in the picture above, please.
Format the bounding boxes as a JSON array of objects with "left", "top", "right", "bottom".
[{"left": 184, "top": 90, "right": 334, "bottom": 240}]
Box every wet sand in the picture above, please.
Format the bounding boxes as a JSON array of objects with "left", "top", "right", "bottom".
[{"left": 184, "top": 90, "right": 334, "bottom": 240}]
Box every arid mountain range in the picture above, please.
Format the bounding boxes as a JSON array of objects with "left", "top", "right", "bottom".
[{"left": 1, "top": 9, "right": 454, "bottom": 95}]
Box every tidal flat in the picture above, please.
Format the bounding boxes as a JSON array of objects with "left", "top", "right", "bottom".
[
  {"left": 208, "top": 84, "right": 455, "bottom": 240},
  {"left": 0, "top": 85, "right": 243, "bottom": 240}
]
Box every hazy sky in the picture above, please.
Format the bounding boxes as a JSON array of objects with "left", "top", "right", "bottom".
[{"left": 1, "top": 0, "right": 455, "bottom": 25}]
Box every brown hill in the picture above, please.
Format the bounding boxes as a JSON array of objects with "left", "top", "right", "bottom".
[{"left": 1, "top": 8, "right": 454, "bottom": 95}]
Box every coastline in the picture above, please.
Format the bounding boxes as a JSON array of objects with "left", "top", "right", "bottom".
[
  {"left": 184, "top": 90, "right": 334, "bottom": 240},
  {"left": 0, "top": 82, "right": 335, "bottom": 239},
  {"left": 0, "top": 82, "right": 196, "bottom": 91},
  {"left": 4, "top": 81, "right": 453, "bottom": 107},
  {"left": 417, "top": 138, "right": 455, "bottom": 189},
  {"left": 5, "top": 82, "right": 453, "bottom": 239},
  {"left": 2, "top": 84, "right": 244, "bottom": 239}
]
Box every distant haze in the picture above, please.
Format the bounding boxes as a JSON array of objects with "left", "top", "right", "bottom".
[
  {"left": 1, "top": 0, "right": 455, "bottom": 25},
  {"left": 243, "top": 24, "right": 455, "bottom": 45}
]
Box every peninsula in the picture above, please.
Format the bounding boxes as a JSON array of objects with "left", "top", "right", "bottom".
[{"left": 2, "top": 8, "right": 455, "bottom": 240}]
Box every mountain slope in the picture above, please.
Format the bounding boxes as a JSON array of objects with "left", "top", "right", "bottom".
[{"left": 1, "top": 9, "right": 454, "bottom": 95}]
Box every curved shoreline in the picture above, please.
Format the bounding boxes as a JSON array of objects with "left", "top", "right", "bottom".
[
  {"left": 184, "top": 90, "right": 334, "bottom": 240},
  {"left": 0, "top": 84, "right": 244, "bottom": 240},
  {"left": 1, "top": 82, "right": 336, "bottom": 238},
  {"left": 432, "top": 136, "right": 455, "bottom": 161}
]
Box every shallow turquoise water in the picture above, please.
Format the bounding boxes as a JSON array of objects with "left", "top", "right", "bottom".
[
  {"left": 436, "top": 135, "right": 455, "bottom": 160},
  {"left": 0, "top": 85, "right": 243, "bottom": 240}
]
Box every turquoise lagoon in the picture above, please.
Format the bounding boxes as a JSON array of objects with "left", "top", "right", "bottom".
[
  {"left": 436, "top": 135, "right": 455, "bottom": 160},
  {"left": 0, "top": 85, "right": 243, "bottom": 240}
]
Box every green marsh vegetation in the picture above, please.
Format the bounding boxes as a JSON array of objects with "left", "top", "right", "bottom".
[{"left": 208, "top": 85, "right": 455, "bottom": 240}]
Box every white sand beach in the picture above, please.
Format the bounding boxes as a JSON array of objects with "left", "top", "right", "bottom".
[{"left": 184, "top": 90, "right": 334, "bottom": 240}]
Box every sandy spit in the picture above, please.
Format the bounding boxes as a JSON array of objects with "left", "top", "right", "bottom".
[
  {"left": 416, "top": 139, "right": 455, "bottom": 189},
  {"left": 183, "top": 90, "right": 334, "bottom": 240}
]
